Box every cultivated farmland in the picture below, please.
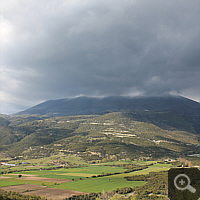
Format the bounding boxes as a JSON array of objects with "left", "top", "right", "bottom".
[{"left": 0, "top": 161, "right": 172, "bottom": 199}]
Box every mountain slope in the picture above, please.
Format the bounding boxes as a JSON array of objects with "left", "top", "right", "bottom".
[
  {"left": 1, "top": 111, "right": 200, "bottom": 159},
  {"left": 16, "top": 95, "right": 200, "bottom": 117},
  {"left": 0, "top": 117, "right": 10, "bottom": 126}
]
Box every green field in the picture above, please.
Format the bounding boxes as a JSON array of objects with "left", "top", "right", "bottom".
[
  {"left": 96, "top": 160, "right": 157, "bottom": 165},
  {"left": 51, "top": 175, "right": 146, "bottom": 193},
  {"left": 0, "top": 177, "right": 54, "bottom": 187},
  {"left": 0, "top": 161, "right": 172, "bottom": 193}
]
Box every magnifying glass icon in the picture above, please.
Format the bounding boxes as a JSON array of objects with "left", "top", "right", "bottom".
[{"left": 174, "top": 174, "right": 196, "bottom": 193}]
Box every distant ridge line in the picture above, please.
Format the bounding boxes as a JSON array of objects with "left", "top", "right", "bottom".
[{"left": 16, "top": 95, "right": 200, "bottom": 117}]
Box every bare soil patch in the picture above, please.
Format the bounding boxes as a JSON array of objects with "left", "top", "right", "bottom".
[
  {"left": 18, "top": 176, "right": 71, "bottom": 183},
  {"left": 1, "top": 184, "right": 46, "bottom": 193},
  {"left": 25, "top": 188, "right": 89, "bottom": 200},
  {"left": 8, "top": 174, "right": 37, "bottom": 177},
  {"left": 0, "top": 176, "right": 11, "bottom": 179},
  {"left": 1, "top": 184, "right": 89, "bottom": 200}
]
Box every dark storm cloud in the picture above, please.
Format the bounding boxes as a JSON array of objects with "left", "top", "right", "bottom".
[{"left": 1, "top": 0, "right": 200, "bottom": 114}]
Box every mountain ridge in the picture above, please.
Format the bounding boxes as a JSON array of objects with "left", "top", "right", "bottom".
[{"left": 16, "top": 95, "right": 200, "bottom": 117}]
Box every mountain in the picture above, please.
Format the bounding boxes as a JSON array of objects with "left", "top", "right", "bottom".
[
  {"left": 1, "top": 95, "right": 199, "bottom": 159},
  {"left": 16, "top": 95, "right": 200, "bottom": 117}
]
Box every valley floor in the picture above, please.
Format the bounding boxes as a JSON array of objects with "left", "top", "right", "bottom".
[{"left": 0, "top": 160, "right": 172, "bottom": 199}]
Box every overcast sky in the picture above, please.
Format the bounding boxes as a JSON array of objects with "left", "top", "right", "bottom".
[{"left": 0, "top": 0, "right": 200, "bottom": 114}]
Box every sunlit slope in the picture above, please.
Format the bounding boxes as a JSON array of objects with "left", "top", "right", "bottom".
[{"left": 1, "top": 111, "right": 199, "bottom": 159}]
